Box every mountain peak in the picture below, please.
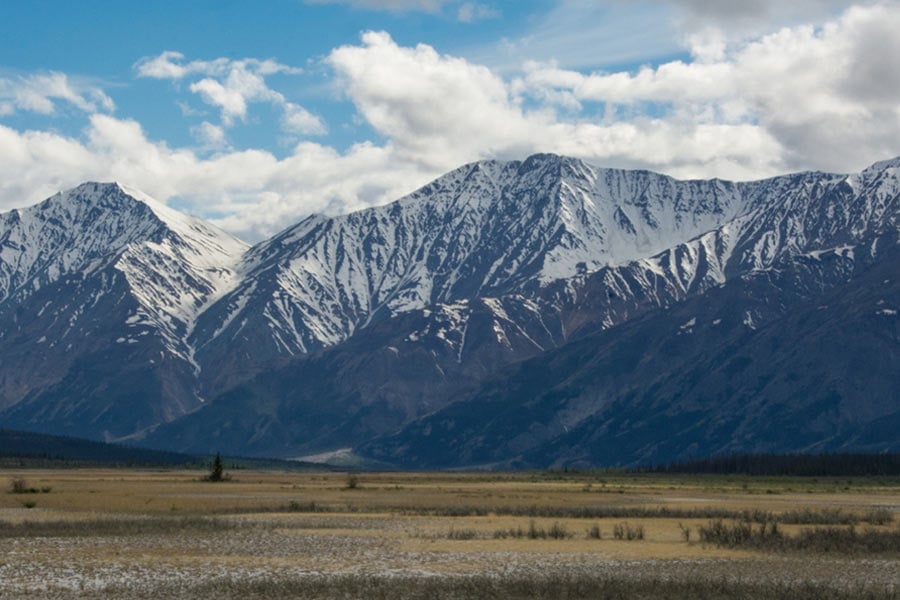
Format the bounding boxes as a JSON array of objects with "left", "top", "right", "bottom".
[
  {"left": 53, "top": 182, "right": 213, "bottom": 239},
  {"left": 55, "top": 181, "right": 156, "bottom": 211},
  {"left": 860, "top": 156, "right": 900, "bottom": 176},
  {"left": 189, "top": 155, "right": 756, "bottom": 365},
  {"left": 1, "top": 182, "right": 247, "bottom": 317}
]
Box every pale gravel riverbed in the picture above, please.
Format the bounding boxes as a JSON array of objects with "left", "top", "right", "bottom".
[{"left": 1, "top": 522, "right": 896, "bottom": 599}]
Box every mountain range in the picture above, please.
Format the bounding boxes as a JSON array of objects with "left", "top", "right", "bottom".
[{"left": 0, "top": 154, "right": 897, "bottom": 467}]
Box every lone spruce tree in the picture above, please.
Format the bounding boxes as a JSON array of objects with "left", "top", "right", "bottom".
[{"left": 206, "top": 452, "right": 226, "bottom": 482}]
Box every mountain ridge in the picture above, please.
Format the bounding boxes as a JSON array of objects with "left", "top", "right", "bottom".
[{"left": 0, "top": 155, "right": 898, "bottom": 463}]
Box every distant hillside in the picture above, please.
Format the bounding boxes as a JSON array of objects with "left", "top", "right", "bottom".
[
  {"left": 0, "top": 428, "right": 338, "bottom": 471},
  {"left": 0, "top": 428, "right": 199, "bottom": 466}
]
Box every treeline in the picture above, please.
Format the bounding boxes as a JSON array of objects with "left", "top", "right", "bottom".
[
  {"left": 0, "top": 428, "right": 197, "bottom": 467},
  {"left": 0, "top": 428, "right": 328, "bottom": 471},
  {"left": 649, "top": 453, "right": 900, "bottom": 477}
]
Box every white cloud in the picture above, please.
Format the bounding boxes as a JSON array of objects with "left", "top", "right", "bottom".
[
  {"left": 134, "top": 51, "right": 199, "bottom": 79},
  {"left": 0, "top": 72, "right": 115, "bottom": 116},
  {"left": 522, "top": 58, "right": 736, "bottom": 106},
  {"left": 2, "top": 3, "right": 898, "bottom": 243},
  {"left": 189, "top": 78, "right": 250, "bottom": 125},
  {"left": 329, "top": 31, "right": 536, "bottom": 169},
  {"left": 134, "top": 52, "right": 299, "bottom": 80},
  {"left": 520, "top": 2, "right": 900, "bottom": 172},
  {"left": 327, "top": 30, "right": 785, "bottom": 177},
  {"left": 136, "top": 52, "right": 321, "bottom": 133},
  {"left": 0, "top": 116, "right": 428, "bottom": 241},
  {"left": 191, "top": 121, "right": 227, "bottom": 149},
  {"left": 283, "top": 103, "right": 328, "bottom": 135}
]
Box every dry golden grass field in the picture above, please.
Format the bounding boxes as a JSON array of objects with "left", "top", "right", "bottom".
[{"left": 0, "top": 468, "right": 897, "bottom": 599}]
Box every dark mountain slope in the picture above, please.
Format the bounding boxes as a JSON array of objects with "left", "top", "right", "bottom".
[
  {"left": 138, "top": 294, "right": 560, "bottom": 456},
  {"left": 360, "top": 236, "right": 900, "bottom": 468},
  {"left": 0, "top": 428, "right": 196, "bottom": 465}
]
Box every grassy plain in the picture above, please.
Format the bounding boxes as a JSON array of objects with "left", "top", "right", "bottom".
[{"left": 0, "top": 469, "right": 897, "bottom": 598}]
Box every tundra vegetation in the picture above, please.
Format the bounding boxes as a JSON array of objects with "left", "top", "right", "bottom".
[{"left": 0, "top": 469, "right": 897, "bottom": 599}]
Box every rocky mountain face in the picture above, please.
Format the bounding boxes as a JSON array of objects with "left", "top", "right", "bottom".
[
  {"left": 361, "top": 236, "right": 900, "bottom": 468},
  {"left": 187, "top": 154, "right": 749, "bottom": 392},
  {"left": 0, "top": 183, "right": 246, "bottom": 439},
  {"left": 0, "top": 155, "right": 897, "bottom": 464}
]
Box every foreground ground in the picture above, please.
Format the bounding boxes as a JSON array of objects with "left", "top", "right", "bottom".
[{"left": 0, "top": 469, "right": 897, "bottom": 599}]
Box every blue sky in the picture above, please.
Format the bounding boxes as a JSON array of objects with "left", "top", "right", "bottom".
[
  {"left": 0, "top": 1, "right": 684, "bottom": 153},
  {"left": 0, "top": 0, "right": 896, "bottom": 240}
]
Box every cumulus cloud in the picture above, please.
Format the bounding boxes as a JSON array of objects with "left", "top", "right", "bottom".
[
  {"left": 327, "top": 30, "right": 785, "bottom": 177},
  {"left": 188, "top": 68, "right": 282, "bottom": 126},
  {"left": 1, "top": 3, "right": 898, "bottom": 242},
  {"left": 521, "top": 2, "right": 900, "bottom": 171},
  {"left": 283, "top": 103, "right": 329, "bottom": 135},
  {"left": 329, "top": 31, "right": 536, "bottom": 169},
  {"left": 135, "top": 52, "right": 324, "bottom": 134},
  {"left": 0, "top": 116, "right": 429, "bottom": 241},
  {"left": 0, "top": 72, "right": 114, "bottom": 116},
  {"left": 190, "top": 121, "right": 228, "bottom": 149}
]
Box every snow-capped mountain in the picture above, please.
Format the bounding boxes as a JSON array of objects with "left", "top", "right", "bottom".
[
  {"left": 1, "top": 155, "right": 898, "bottom": 459},
  {"left": 0, "top": 182, "right": 245, "bottom": 437},
  {"left": 361, "top": 234, "right": 900, "bottom": 468},
  {"left": 545, "top": 159, "right": 900, "bottom": 341},
  {"left": 189, "top": 154, "right": 751, "bottom": 386},
  {"left": 0, "top": 182, "right": 246, "bottom": 358},
  {"left": 190, "top": 154, "right": 900, "bottom": 393}
]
